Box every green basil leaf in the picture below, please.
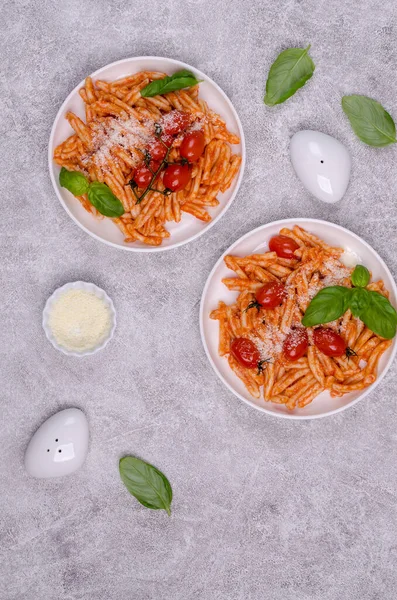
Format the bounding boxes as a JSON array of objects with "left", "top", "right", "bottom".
[
  {"left": 59, "top": 167, "right": 89, "bottom": 196},
  {"left": 141, "top": 70, "right": 202, "bottom": 98},
  {"left": 87, "top": 182, "right": 124, "bottom": 217},
  {"left": 302, "top": 286, "right": 351, "bottom": 327},
  {"left": 359, "top": 291, "right": 397, "bottom": 339},
  {"left": 119, "top": 457, "right": 172, "bottom": 515},
  {"left": 350, "top": 288, "right": 370, "bottom": 317},
  {"left": 264, "top": 45, "right": 315, "bottom": 106},
  {"left": 351, "top": 265, "right": 370, "bottom": 288},
  {"left": 342, "top": 95, "right": 397, "bottom": 147}
]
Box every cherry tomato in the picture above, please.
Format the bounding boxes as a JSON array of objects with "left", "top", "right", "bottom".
[
  {"left": 132, "top": 161, "right": 160, "bottom": 188},
  {"left": 255, "top": 282, "right": 285, "bottom": 309},
  {"left": 180, "top": 130, "right": 205, "bottom": 162},
  {"left": 148, "top": 139, "right": 167, "bottom": 162},
  {"left": 283, "top": 329, "right": 309, "bottom": 361},
  {"left": 269, "top": 235, "right": 299, "bottom": 259},
  {"left": 163, "top": 163, "right": 191, "bottom": 192},
  {"left": 231, "top": 338, "right": 260, "bottom": 369},
  {"left": 162, "top": 111, "right": 191, "bottom": 135},
  {"left": 313, "top": 328, "right": 346, "bottom": 357}
]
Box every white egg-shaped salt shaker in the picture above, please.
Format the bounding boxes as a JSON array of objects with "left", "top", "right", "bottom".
[{"left": 290, "top": 130, "right": 351, "bottom": 203}]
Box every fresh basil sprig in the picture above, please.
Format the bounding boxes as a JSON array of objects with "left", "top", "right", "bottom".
[
  {"left": 264, "top": 45, "right": 315, "bottom": 106},
  {"left": 141, "top": 70, "right": 202, "bottom": 98},
  {"left": 342, "top": 95, "right": 397, "bottom": 147},
  {"left": 119, "top": 456, "right": 173, "bottom": 516},
  {"left": 351, "top": 265, "right": 370, "bottom": 288},
  {"left": 302, "top": 285, "right": 397, "bottom": 339},
  {"left": 59, "top": 167, "right": 89, "bottom": 196},
  {"left": 59, "top": 168, "right": 124, "bottom": 217}
]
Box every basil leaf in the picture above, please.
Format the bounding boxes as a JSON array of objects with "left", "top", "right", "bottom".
[
  {"left": 303, "top": 284, "right": 397, "bottom": 339},
  {"left": 351, "top": 265, "right": 370, "bottom": 288},
  {"left": 87, "top": 182, "right": 124, "bottom": 217},
  {"left": 302, "top": 286, "right": 351, "bottom": 327},
  {"left": 342, "top": 95, "right": 397, "bottom": 147},
  {"left": 119, "top": 457, "right": 173, "bottom": 515},
  {"left": 359, "top": 291, "right": 397, "bottom": 339},
  {"left": 59, "top": 167, "right": 89, "bottom": 196},
  {"left": 350, "top": 288, "right": 370, "bottom": 317},
  {"left": 264, "top": 45, "right": 315, "bottom": 106},
  {"left": 141, "top": 70, "right": 202, "bottom": 98}
]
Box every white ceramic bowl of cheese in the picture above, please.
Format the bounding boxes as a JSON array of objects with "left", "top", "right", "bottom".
[{"left": 42, "top": 281, "right": 117, "bottom": 356}]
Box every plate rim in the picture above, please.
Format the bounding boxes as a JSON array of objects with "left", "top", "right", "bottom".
[
  {"left": 48, "top": 55, "right": 246, "bottom": 253},
  {"left": 199, "top": 217, "right": 397, "bottom": 420}
]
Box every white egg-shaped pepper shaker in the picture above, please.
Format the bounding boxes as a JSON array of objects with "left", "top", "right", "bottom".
[{"left": 25, "top": 408, "right": 89, "bottom": 478}]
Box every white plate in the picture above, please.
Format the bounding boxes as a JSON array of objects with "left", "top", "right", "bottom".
[
  {"left": 42, "top": 281, "right": 117, "bottom": 356},
  {"left": 48, "top": 56, "right": 245, "bottom": 252},
  {"left": 200, "top": 218, "right": 397, "bottom": 420}
]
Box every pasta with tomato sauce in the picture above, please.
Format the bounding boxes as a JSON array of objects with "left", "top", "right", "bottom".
[
  {"left": 210, "top": 225, "right": 393, "bottom": 410},
  {"left": 53, "top": 71, "right": 242, "bottom": 246}
]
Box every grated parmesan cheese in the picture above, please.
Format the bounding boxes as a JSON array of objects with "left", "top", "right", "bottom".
[
  {"left": 321, "top": 259, "right": 351, "bottom": 287},
  {"left": 250, "top": 324, "right": 291, "bottom": 361},
  {"left": 88, "top": 116, "right": 153, "bottom": 170},
  {"left": 48, "top": 290, "right": 111, "bottom": 352},
  {"left": 82, "top": 112, "right": 205, "bottom": 173},
  {"left": 189, "top": 119, "right": 205, "bottom": 131}
]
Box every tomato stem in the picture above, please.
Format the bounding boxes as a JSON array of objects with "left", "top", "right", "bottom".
[
  {"left": 132, "top": 138, "right": 174, "bottom": 205},
  {"left": 129, "top": 185, "right": 141, "bottom": 203},
  {"left": 149, "top": 187, "right": 172, "bottom": 195},
  {"left": 129, "top": 121, "right": 188, "bottom": 204},
  {"left": 244, "top": 300, "right": 262, "bottom": 313},
  {"left": 158, "top": 137, "right": 169, "bottom": 150},
  {"left": 345, "top": 346, "right": 358, "bottom": 359},
  {"left": 257, "top": 358, "right": 272, "bottom": 375}
]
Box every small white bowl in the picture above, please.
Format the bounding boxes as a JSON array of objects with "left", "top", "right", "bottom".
[
  {"left": 200, "top": 218, "right": 397, "bottom": 420},
  {"left": 48, "top": 56, "right": 246, "bottom": 252},
  {"left": 42, "top": 281, "right": 117, "bottom": 356}
]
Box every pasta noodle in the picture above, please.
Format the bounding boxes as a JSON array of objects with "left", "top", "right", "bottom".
[
  {"left": 54, "top": 72, "right": 242, "bottom": 246},
  {"left": 210, "top": 225, "right": 393, "bottom": 410}
]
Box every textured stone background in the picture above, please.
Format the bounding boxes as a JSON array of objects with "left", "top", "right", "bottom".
[{"left": 1, "top": 1, "right": 397, "bottom": 599}]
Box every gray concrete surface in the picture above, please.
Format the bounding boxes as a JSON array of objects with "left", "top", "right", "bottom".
[{"left": 1, "top": 1, "right": 397, "bottom": 598}]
